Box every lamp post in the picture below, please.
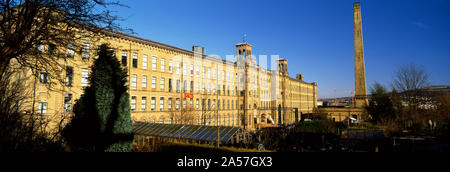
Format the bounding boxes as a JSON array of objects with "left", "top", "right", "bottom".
[{"left": 216, "top": 64, "right": 220, "bottom": 148}]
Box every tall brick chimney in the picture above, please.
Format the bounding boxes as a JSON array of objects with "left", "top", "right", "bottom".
[{"left": 354, "top": 2, "right": 368, "bottom": 107}]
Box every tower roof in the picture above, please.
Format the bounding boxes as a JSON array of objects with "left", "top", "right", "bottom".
[{"left": 236, "top": 42, "right": 253, "bottom": 47}]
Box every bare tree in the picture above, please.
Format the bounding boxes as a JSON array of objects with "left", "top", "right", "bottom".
[
  {"left": 169, "top": 93, "right": 216, "bottom": 126},
  {"left": 391, "top": 64, "right": 432, "bottom": 129},
  {"left": 199, "top": 93, "right": 216, "bottom": 126},
  {"left": 0, "top": 0, "right": 130, "bottom": 85},
  {"left": 0, "top": 64, "right": 66, "bottom": 151},
  {"left": 392, "top": 63, "right": 430, "bottom": 109},
  {"left": 169, "top": 106, "right": 197, "bottom": 125},
  {"left": 0, "top": 0, "right": 129, "bottom": 152}
]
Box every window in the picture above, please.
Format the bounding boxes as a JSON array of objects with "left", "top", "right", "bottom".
[
  {"left": 95, "top": 45, "right": 102, "bottom": 59},
  {"left": 142, "top": 75, "right": 147, "bottom": 88},
  {"left": 202, "top": 83, "right": 205, "bottom": 94},
  {"left": 183, "top": 63, "right": 187, "bottom": 76},
  {"left": 160, "top": 98, "right": 165, "bottom": 111},
  {"left": 132, "top": 74, "right": 137, "bottom": 90},
  {"left": 213, "top": 69, "right": 216, "bottom": 79},
  {"left": 222, "top": 71, "right": 225, "bottom": 81},
  {"left": 131, "top": 97, "right": 136, "bottom": 112},
  {"left": 151, "top": 97, "right": 156, "bottom": 112},
  {"left": 141, "top": 97, "right": 147, "bottom": 112},
  {"left": 196, "top": 65, "right": 200, "bottom": 77},
  {"left": 183, "top": 99, "right": 187, "bottom": 109},
  {"left": 208, "top": 99, "right": 211, "bottom": 110},
  {"left": 207, "top": 69, "right": 211, "bottom": 79},
  {"left": 48, "top": 44, "right": 56, "bottom": 55},
  {"left": 176, "top": 62, "right": 180, "bottom": 75},
  {"left": 40, "top": 72, "right": 49, "bottom": 84},
  {"left": 121, "top": 51, "right": 127, "bottom": 66},
  {"left": 168, "top": 79, "right": 172, "bottom": 92},
  {"left": 161, "top": 58, "right": 165, "bottom": 72},
  {"left": 169, "top": 60, "right": 173, "bottom": 73},
  {"left": 190, "top": 81, "right": 194, "bottom": 93},
  {"left": 202, "top": 67, "right": 205, "bottom": 78},
  {"left": 176, "top": 80, "right": 180, "bottom": 93},
  {"left": 66, "top": 67, "right": 73, "bottom": 87},
  {"left": 218, "top": 100, "right": 220, "bottom": 110},
  {"left": 224, "top": 116, "right": 227, "bottom": 126},
  {"left": 190, "top": 64, "right": 194, "bottom": 76},
  {"left": 183, "top": 80, "right": 187, "bottom": 93},
  {"left": 160, "top": 77, "right": 165, "bottom": 89},
  {"left": 152, "top": 56, "right": 157, "bottom": 71},
  {"left": 132, "top": 53, "right": 138, "bottom": 68},
  {"left": 168, "top": 98, "right": 172, "bottom": 111},
  {"left": 152, "top": 77, "right": 156, "bottom": 89},
  {"left": 81, "top": 69, "right": 89, "bottom": 87},
  {"left": 143, "top": 55, "right": 148, "bottom": 69},
  {"left": 196, "top": 82, "right": 199, "bottom": 93},
  {"left": 37, "top": 44, "right": 45, "bottom": 53},
  {"left": 232, "top": 115, "right": 235, "bottom": 126},
  {"left": 190, "top": 99, "right": 193, "bottom": 109},
  {"left": 202, "top": 99, "right": 205, "bottom": 110},
  {"left": 64, "top": 94, "right": 72, "bottom": 113},
  {"left": 217, "top": 85, "right": 220, "bottom": 95},
  {"left": 207, "top": 83, "right": 210, "bottom": 94},
  {"left": 196, "top": 99, "right": 199, "bottom": 110},
  {"left": 176, "top": 99, "right": 180, "bottom": 110},
  {"left": 38, "top": 102, "right": 48, "bottom": 114},
  {"left": 67, "top": 42, "right": 75, "bottom": 58},
  {"left": 82, "top": 42, "right": 90, "bottom": 60}
]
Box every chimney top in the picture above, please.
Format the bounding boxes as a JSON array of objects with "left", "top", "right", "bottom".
[
  {"left": 192, "top": 46, "right": 204, "bottom": 55},
  {"left": 296, "top": 74, "right": 304, "bottom": 81}
]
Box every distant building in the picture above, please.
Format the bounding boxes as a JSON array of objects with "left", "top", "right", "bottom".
[
  {"left": 399, "top": 85, "right": 450, "bottom": 110},
  {"left": 317, "top": 101, "right": 323, "bottom": 107}
]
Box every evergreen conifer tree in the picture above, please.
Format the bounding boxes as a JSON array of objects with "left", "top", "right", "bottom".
[{"left": 63, "top": 44, "right": 133, "bottom": 152}]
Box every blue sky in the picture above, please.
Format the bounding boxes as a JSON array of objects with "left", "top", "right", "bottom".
[{"left": 110, "top": 0, "right": 450, "bottom": 98}]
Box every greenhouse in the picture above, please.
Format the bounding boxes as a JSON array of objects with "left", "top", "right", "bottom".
[{"left": 133, "top": 122, "right": 249, "bottom": 148}]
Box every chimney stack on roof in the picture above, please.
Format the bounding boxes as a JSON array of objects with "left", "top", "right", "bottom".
[
  {"left": 192, "top": 46, "right": 204, "bottom": 57},
  {"left": 297, "top": 74, "right": 304, "bottom": 81}
]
